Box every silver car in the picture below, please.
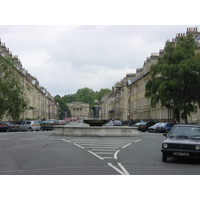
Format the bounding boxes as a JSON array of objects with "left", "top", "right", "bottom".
[{"left": 20, "top": 120, "right": 41, "bottom": 131}]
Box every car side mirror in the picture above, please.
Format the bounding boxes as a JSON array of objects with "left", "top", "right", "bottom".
[{"left": 163, "top": 133, "right": 167, "bottom": 137}]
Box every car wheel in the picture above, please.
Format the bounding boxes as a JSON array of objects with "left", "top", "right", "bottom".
[
  {"left": 162, "top": 153, "right": 167, "bottom": 162},
  {"left": 28, "top": 128, "right": 33, "bottom": 132}
]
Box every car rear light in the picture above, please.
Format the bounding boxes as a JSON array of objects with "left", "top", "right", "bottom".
[
  {"left": 32, "top": 124, "right": 35, "bottom": 126},
  {"left": 52, "top": 123, "right": 55, "bottom": 125}
]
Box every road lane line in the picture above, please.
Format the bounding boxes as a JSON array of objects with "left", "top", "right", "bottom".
[
  {"left": 91, "top": 149, "right": 116, "bottom": 151},
  {"left": 107, "top": 163, "right": 125, "bottom": 175},
  {"left": 122, "top": 143, "right": 132, "bottom": 148},
  {"left": 118, "top": 163, "right": 130, "bottom": 175},
  {"left": 114, "top": 150, "right": 120, "bottom": 159},
  {"left": 88, "top": 150, "right": 104, "bottom": 160},
  {"left": 95, "top": 152, "right": 113, "bottom": 154},
  {"left": 134, "top": 139, "right": 141, "bottom": 143},
  {"left": 103, "top": 157, "right": 113, "bottom": 159},
  {"left": 62, "top": 139, "right": 71, "bottom": 143},
  {"left": 74, "top": 143, "right": 85, "bottom": 149},
  {"left": 85, "top": 146, "right": 119, "bottom": 149}
]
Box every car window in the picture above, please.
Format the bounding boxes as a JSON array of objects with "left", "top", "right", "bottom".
[
  {"left": 169, "top": 126, "right": 200, "bottom": 139},
  {"left": 26, "top": 121, "right": 31, "bottom": 125}
]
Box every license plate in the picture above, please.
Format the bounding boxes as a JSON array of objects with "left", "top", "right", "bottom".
[
  {"left": 46, "top": 124, "right": 50, "bottom": 125},
  {"left": 173, "top": 152, "right": 189, "bottom": 156}
]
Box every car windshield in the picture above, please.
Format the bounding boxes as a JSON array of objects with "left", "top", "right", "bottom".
[
  {"left": 140, "top": 122, "right": 147, "bottom": 125},
  {"left": 45, "top": 120, "right": 54, "bottom": 123},
  {"left": 168, "top": 126, "right": 200, "bottom": 139},
  {"left": 153, "top": 123, "right": 162, "bottom": 127},
  {"left": 158, "top": 123, "right": 165, "bottom": 126}
]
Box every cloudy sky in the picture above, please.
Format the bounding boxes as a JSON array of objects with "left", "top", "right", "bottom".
[
  {"left": 1, "top": 1, "right": 199, "bottom": 97},
  {"left": 1, "top": 25, "right": 199, "bottom": 97}
]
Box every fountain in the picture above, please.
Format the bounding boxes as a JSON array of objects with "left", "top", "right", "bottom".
[
  {"left": 83, "top": 100, "right": 108, "bottom": 126},
  {"left": 52, "top": 100, "right": 139, "bottom": 137}
]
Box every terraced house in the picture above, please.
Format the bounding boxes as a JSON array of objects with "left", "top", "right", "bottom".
[
  {"left": 100, "top": 27, "right": 200, "bottom": 124},
  {"left": 0, "top": 40, "right": 59, "bottom": 121}
]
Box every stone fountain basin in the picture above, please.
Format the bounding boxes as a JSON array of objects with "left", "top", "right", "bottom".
[{"left": 52, "top": 122, "right": 139, "bottom": 137}]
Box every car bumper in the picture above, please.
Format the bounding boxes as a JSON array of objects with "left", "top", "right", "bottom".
[
  {"left": 41, "top": 125, "right": 54, "bottom": 130},
  {"left": 161, "top": 149, "right": 200, "bottom": 158}
]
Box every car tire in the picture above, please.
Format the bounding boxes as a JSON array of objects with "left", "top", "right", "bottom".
[
  {"left": 162, "top": 153, "right": 167, "bottom": 162},
  {"left": 28, "top": 128, "right": 33, "bottom": 132}
]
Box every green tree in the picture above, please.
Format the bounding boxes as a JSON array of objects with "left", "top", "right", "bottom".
[
  {"left": 145, "top": 33, "right": 200, "bottom": 123},
  {"left": 55, "top": 97, "right": 71, "bottom": 119},
  {"left": 95, "top": 88, "right": 111, "bottom": 102},
  {"left": 61, "top": 87, "right": 111, "bottom": 107},
  {"left": 0, "top": 55, "right": 28, "bottom": 121}
]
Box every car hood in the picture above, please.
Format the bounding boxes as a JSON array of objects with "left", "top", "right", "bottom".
[{"left": 163, "top": 137, "right": 200, "bottom": 145}]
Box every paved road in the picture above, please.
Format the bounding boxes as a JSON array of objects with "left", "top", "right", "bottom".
[{"left": 1, "top": 130, "right": 200, "bottom": 175}]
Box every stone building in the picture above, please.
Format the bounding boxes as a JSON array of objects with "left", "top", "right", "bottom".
[
  {"left": 0, "top": 40, "right": 59, "bottom": 121},
  {"left": 100, "top": 27, "right": 200, "bottom": 124},
  {"left": 100, "top": 73, "right": 135, "bottom": 121},
  {"left": 67, "top": 102, "right": 90, "bottom": 121}
]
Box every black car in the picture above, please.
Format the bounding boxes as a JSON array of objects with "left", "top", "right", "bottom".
[
  {"left": 6, "top": 121, "right": 20, "bottom": 132},
  {"left": 138, "top": 121, "right": 156, "bottom": 132},
  {"left": 0, "top": 122, "right": 11, "bottom": 132},
  {"left": 161, "top": 124, "right": 200, "bottom": 162},
  {"left": 148, "top": 123, "right": 163, "bottom": 132}
]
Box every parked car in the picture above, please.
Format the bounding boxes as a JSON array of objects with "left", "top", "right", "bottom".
[
  {"left": 19, "top": 120, "right": 41, "bottom": 131},
  {"left": 161, "top": 124, "right": 200, "bottom": 162},
  {"left": 6, "top": 121, "right": 20, "bottom": 132},
  {"left": 103, "top": 121, "right": 114, "bottom": 126},
  {"left": 41, "top": 120, "right": 55, "bottom": 131},
  {"left": 0, "top": 122, "right": 11, "bottom": 132},
  {"left": 148, "top": 123, "right": 163, "bottom": 132},
  {"left": 133, "top": 122, "right": 144, "bottom": 127},
  {"left": 103, "top": 120, "right": 122, "bottom": 126},
  {"left": 138, "top": 122, "right": 156, "bottom": 132},
  {"left": 156, "top": 122, "right": 175, "bottom": 133}
]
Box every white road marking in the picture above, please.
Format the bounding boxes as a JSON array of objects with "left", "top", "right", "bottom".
[
  {"left": 118, "top": 163, "right": 130, "bottom": 175},
  {"left": 88, "top": 150, "right": 104, "bottom": 160},
  {"left": 95, "top": 152, "right": 114, "bottom": 154},
  {"left": 108, "top": 163, "right": 130, "bottom": 175},
  {"left": 122, "top": 143, "right": 132, "bottom": 148},
  {"left": 74, "top": 143, "right": 85, "bottom": 149},
  {"left": 134, "top": 139, "right": 141, "bottom": 143},
  {"left": 78, "top": 144, "right": 121, "bottom": 147},
  {"left": 103, "top": 157, "right": 113, "bottom": 159},
  {"left": 114, "top": 150, "right": 120, "bottom": 159},
  {"left": 91, "top": 149, "right": 116, "bottom": 151},
  {"left": 62, "top": 139, "right": 71, "bottom": 143},
  {"left": 84, "top": 146, "right": 119, "bottom": 149}
]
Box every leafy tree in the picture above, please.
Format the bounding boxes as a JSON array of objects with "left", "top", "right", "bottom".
[
  {"left": 95, "top": 88, "right": 111, "bottom": 102},
  {"left": 61, "top": 87, "right": 111, "bottom": 107},
  {"left": 0, "top": 55, "right": 28, "bottom": 120},
  {"left": 54, "top": 97, "right": 71, "bottom": 119},
  {"left": 145, "top": 33, "right": 200, "bottom": 123}
]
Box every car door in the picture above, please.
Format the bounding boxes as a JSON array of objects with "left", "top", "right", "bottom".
[
  {"left": 19, "top": 121, "right": 25, "bottom": 131},
  {"left": 25, "top": 121, "right": 31, "bottom": 131}
]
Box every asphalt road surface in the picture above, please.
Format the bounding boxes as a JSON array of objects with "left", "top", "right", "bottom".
[{"left": 1, "top": 130, "right": 200, "bottom": 175}]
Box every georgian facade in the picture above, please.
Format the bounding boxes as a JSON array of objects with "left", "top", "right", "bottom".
[
  {"left": 0, "top": 40, "right": 59, "bottom": 121},
  {"left": 100, "top": 27, "right": 200, "bottom": 124},
  {"left": 67, "top": 102, "right": 89, "bottom": 120}
]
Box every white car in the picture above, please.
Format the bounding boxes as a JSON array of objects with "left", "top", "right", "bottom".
[{"left": 20, "top": 120, "right": 41, "bottom": 131}]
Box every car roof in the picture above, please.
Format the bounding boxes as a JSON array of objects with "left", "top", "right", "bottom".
[{"left": 173, "top": 124, "right": 200, "bottom": 127}]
